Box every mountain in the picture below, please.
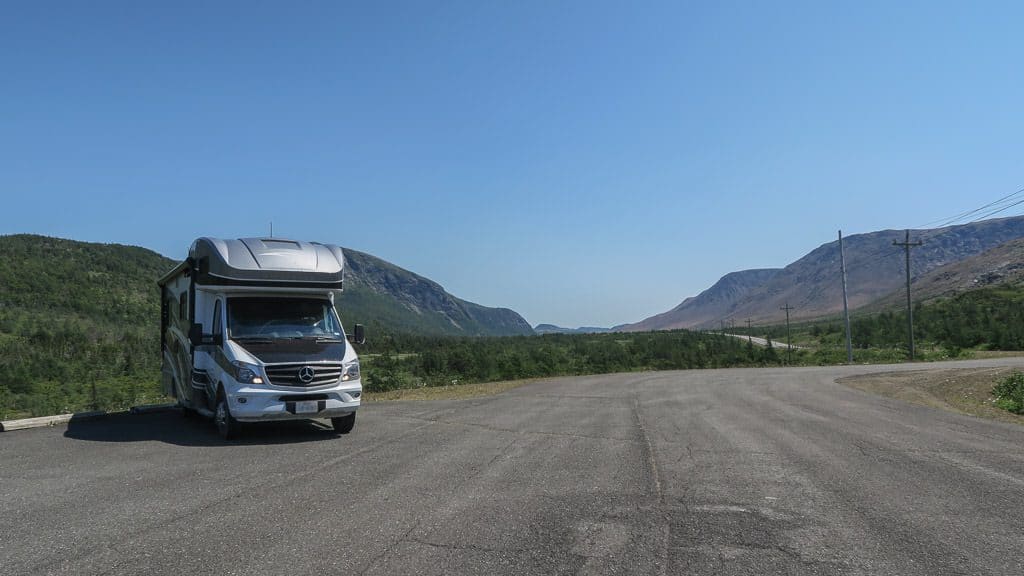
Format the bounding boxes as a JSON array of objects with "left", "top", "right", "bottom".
[
  {"left": 623, "top": 269, "right": 782, "bottom": 332},
  {"left": 534, "top": 324, "right": 612, "bottom": 335},
  {"left": 339, "top": 249, "right": 533, "bottom": 336},
  {"left": 620, "top": 216, "right": 1024, "bottom": 331},
  {"left": 0, "top": 234, "right": 533, "bottom": 337}
]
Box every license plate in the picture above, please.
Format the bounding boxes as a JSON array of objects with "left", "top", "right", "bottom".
[{"left": 295, "top": 400, "right": 319, "bottom": 414}]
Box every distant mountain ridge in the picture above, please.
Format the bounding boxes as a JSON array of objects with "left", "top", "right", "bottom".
[
  {"left": 534, "top": 324, "right": 612, "bottom": 335},
  {"left": 619, "top": 216, "right": 1024, "bottom": 331}
]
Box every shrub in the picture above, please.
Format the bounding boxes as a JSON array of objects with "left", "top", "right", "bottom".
[{"left": 992, "top": 371, "right": 1024, "bottom": 414}]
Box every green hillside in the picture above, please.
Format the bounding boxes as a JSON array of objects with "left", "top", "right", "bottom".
[
  {"left": 0, "top": 235, "right": 172, "bottom": 418},
  {"left": 728, "top": 283, "right": 1024, "bottom": 362}
]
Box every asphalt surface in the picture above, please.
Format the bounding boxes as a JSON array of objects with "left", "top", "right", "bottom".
[{"left": 4, "top": 358, "right": 1024, "bottom": 575}]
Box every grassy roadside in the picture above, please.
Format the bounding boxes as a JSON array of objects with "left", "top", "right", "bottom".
[
  {"left": 363, "top": 378, "right": 538, "bottom": 402},
  {"left": 838, "top": 366, "right": 1024, "bottom": 426}
]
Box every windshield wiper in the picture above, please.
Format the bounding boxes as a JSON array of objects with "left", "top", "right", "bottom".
[{"left": 232, "top": 336, "right": 274, "bottom": 343}]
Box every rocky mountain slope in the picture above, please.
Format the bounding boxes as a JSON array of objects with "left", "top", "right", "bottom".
[
  {"left": 863, "top": 236, "right": 1024, "bottom": 312},
  {"left": 624, "top": 269, "right": 782, "bottom": 332},
  {"left": 620, "top": 216, "right": 1024, "bottom": 331},
  {"left": 339, "top": 248, "right": 533, "bottom": 336}
]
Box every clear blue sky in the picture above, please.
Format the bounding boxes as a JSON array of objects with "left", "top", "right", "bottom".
[{"left": 2, "top": 1, "right": 1021, "bottom": 328}]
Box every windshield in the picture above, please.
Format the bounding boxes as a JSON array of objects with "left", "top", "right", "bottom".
[{"left": 227, "top": 297, "right": 345, "bottom": 340}]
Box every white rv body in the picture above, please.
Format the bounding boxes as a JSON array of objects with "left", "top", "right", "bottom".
[{"left": 158, "top": 237, "right": 363, "bottom": 438}]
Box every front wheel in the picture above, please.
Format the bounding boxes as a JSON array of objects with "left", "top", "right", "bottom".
[
  {"left": 331, "top": 413, "right": 356, "bottom": 434},
  {"left": 215, "top": 395, "right": 239, "bottom": 440}
]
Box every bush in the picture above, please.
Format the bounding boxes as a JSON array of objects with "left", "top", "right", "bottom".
[{"left": 992, "top": 371, "right": 1024, "bottom": 414}]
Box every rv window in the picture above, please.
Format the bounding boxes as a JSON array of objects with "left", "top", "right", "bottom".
[
  {"left": 212, "top": 300, "right": 222, "bottom": 337},
  {"left": 228, "top": 298, "right": 344, "bottom": 340}
]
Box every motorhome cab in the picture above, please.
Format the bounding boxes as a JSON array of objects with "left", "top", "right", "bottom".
[{"left": 158, "top": 237, "right": 364, "bottom": 439}]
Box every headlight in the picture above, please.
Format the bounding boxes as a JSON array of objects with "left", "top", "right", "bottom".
[
  {"left": 341, "top": 360, "right": 360, "bottom": 382},
  {"left": 232, "top": 361, "right": 264, "bottom": 385}
]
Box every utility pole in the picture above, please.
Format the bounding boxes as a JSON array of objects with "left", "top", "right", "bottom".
[
  {"left": 893, "top": 229, "right": 923, "bottom": 360},
  {"left": 780, "top": 302, "right": 794, "bottom": 365},
  {"left": 270, "top": 222, "right": 274, "bottom": 238},
  {"left": 746, "top": 318, "right": 752, "bottom": 344},
  {"left": 839, "top": 230, "right": 853, "bottom": 364}
]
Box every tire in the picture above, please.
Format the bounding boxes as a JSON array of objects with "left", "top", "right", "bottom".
[
  {"left": 214, "top": 393, "right": 239, "bottom": 440},
  {"left": 332, "top": 413, "right": 356, "bottom": 434}
]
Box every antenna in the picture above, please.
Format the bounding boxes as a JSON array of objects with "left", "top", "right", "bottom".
[{"left": 270, "top": 222, "right": 274, "bottom": 238}]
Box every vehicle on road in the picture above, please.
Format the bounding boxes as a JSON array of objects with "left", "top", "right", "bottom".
[{"left": 157, "top": 237, "right": 364, "bottom": 439}]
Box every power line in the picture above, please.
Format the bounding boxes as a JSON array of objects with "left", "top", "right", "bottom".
[
  {"left": 916, "top": 187, "right": 1024, "bottom": 229},
  {"left": 910, "top": 192, "right": 1024, "bottom": 250},
  {"left": 969, "top": 196, "right": 1024, "bottom": 224},
  {"left": 847, "top": 187, "right": 1024, "bottom": 275}
]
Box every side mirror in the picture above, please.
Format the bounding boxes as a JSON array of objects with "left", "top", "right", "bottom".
[
  {"left": 189, "top": 323, "right": 223, "bottom": 347},
  {"left": 188, "top": 323, "right": 204, "bottom": 347},
  {"left": 347, "top": 324, "right": 366, "bottom": 345}
]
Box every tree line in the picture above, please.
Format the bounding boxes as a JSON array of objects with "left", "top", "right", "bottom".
[{"left": 359, "top": 330, "right": 788, "bottom": 392}]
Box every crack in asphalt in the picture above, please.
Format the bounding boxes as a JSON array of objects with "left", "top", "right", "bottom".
[
  {"left": 357, "top": 433, "right": 525, "bottom": 573},
  {"left": 402, "top": 537, "right": 533, "bottom": 555},
  {"left": 632, "top": 390, "right": 670, "bottom": 576},
  {"left": 357, "top": 519, "right": 424, "bottom": 576}
]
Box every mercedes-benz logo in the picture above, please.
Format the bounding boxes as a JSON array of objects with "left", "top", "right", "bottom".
[{"left": 298, "top": 366, "right": 316, "bottom": 383}]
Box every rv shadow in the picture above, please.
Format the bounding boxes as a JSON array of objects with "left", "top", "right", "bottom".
[{"left": 63, "top": 409, "right": 339, "bottom": 446}]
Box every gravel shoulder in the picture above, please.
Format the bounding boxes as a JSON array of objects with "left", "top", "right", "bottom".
[{"left": 838, "top": 366, "right": 1024, "bottom": 425}]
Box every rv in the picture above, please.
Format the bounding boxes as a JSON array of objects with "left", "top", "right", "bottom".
[{"left": 158, "top": 237, "right": 364, "bottom": 439}]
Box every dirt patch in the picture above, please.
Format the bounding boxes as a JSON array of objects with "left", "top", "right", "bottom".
[
  {"left": 363, "top": 379, "right": 534, "bottom": 402},
  {"left": 968, "top": 350, "right": 1024, "bottom": 360},
  {"left": 838, "top": 367, "right": 1024, "bottom": 425}
]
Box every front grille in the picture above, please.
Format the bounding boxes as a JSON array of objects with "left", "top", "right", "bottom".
[{"left": 265, "top": 363, "right": 343, "bottom": 387}]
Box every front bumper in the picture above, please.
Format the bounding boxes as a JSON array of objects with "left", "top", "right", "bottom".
[{"left": 226, "top": 381, "right": 361, "bottom": 422}]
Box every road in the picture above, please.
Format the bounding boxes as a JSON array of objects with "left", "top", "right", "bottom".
[
  {"left": 724, "top": 333, "right": 802, "bottom": 349},
  {"left": 4, "top": 358, "right": 1024, "bottom": 575}
]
